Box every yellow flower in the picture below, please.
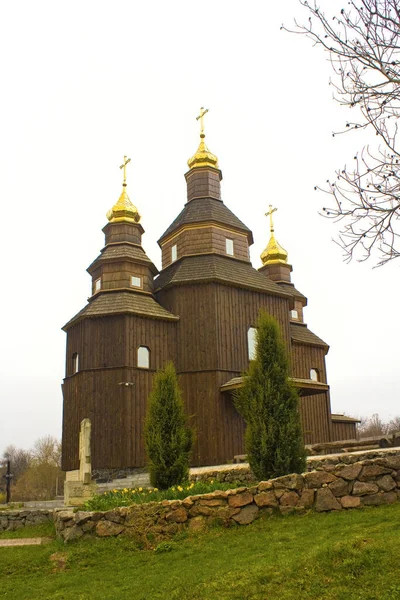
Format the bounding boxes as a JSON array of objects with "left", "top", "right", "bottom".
[
  {"left": 210, "top": 480, "right": 214, "bottom": 484},
  {"left": 113, "top": 489, "right": 117, "bottom": 493},
  {"left": 139, "top": 487, "right": 143, "bottom": 492},
  {"left": 177, "top": 486, "right": 183, "bottom": 492},
  {"left": 153, "top": 488, "right": 158, "bottom": 492}
]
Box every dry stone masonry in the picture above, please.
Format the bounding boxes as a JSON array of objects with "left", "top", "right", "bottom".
[
  {"left": 0, "top": 509, "right": 53, "bottom": 532},
  {"left": 54, "top": 452, "right": 400, "bottom": 543}
]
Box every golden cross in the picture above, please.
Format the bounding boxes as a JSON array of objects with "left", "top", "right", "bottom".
[
  {"left": 119, "top": 156, "right": 131, "bottom": 185},
  {"left": 265, "top": 205, "right": 277, "bottom": 233},
  {"left": 196, "top": 107, "right": 209, "bottom": 137}
]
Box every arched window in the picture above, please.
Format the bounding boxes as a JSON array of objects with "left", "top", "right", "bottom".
[
  {"left": 310, "top": 368, "right": 319, "bottom": 382},
  {"left": 248, "top": 327, "right": 257, "bottom": 361},
  {"left": 137, "top": 346, "right": 150, "bottom": 369},
  {"left": 72, "top": 352, "right": 79, "bottom": 374}
]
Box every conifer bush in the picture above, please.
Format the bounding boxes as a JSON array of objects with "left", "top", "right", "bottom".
[
  {"left": 235, "top": 311, "right": 306, "bottom": 481},
  {"left": 145, "top": 362, "right": 193, "bottom": 489}
]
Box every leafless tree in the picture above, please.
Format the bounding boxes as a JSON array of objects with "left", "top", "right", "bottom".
[{"left": 284, "top": 1, "right": 400, "bottom": 266}]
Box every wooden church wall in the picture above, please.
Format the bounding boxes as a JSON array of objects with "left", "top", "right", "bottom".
[
  {"left": 156, "top": 282, "right": 291, "bottom": 374},
  {"left": 290, "top": 342, "right": 327, "bottom": 382},
  {"left": 299, "top": 392, "right": 333, "bottom": 445},
  {"left": 331, "top": 420, "right": 357, "bottom": 441},
  {"left": 179, "top": 371, "right": 246, "bottom": 466},
  {"left": 62, "top": 315, "right": 177, "bottom": 471}
]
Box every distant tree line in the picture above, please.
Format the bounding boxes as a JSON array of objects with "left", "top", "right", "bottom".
[
  {"left": 0, "top": 435, "right": 64, "bottom": 503},
  {"left": 358, "top": 414, "right": 400, "bottom": 438}
]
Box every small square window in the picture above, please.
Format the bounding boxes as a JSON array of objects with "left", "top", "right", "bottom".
[
  {"left": 171, "top": 244, "right": 177, "bottom": 262},
  {"left": 94, "top": 278, "right": 101, "bottom": 292},
  {"left": 131, "top": 275, "right": 142, "bottom": 288},
  {"left": 226, "top": 239, "right": 234, "bottom": 256},
  {"left": 290, "top": 310, "right": 298, "bottom": 320}
]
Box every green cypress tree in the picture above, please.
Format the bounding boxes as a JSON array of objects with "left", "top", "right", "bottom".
[
  {"left": 235, "top": 311, "right": 306, "bottom": 481},
  {"left": 145, "top": 361, "right": 193, "bottom": 489}
]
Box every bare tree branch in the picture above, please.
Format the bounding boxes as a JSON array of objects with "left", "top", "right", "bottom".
[{"left": 283, "top": 0, "right": 400, "bottom": 266}]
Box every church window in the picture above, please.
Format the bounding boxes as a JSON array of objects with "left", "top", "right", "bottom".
[
  {"left": 171, "top": 244, "right": 177, "bottom": 262},
  {"left": 248, "top": 327, "right": 257, "bottom": 361},
  {"left": 94, "top": 278, "right": 101, "bottom": 292},
  {"left": 131, "top": 275, "right": 142, "bottom": 288},
  {"left": 310, "top": 368, "right": 319, "bottom": 382},
  {"left": 226, "top": 238, "right": 234, "bottom": 256},
  {"left": 72, "top": 352, "right": 79, "bottom": 374},
  {"left": 290, "top": 309, "right": 298, "bottom": 320},
  {"left": 137, "top": 346, "right": 150, "bottom": 369}
]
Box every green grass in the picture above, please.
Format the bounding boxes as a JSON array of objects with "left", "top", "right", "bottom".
[
  {"left": 0, "top": 522, "right": 55, "bottom": 539},
  {"left": 1, "top": 504, "right": 400, "bottom": 599},
  {"left": 85, "top": 480, "right": 246, "bottom": 511}
]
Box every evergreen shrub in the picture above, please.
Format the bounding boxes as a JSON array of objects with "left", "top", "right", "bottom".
[
  {"left": 145, "top": 362, "right": 193, "bottom": 489},
  {"left": 235, "top": 311, "right": 306, "bottom": 481}
]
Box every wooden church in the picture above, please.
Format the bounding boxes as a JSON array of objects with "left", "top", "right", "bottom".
[{"left": 61, "top": 110, "right": 358, "bottom": 473}]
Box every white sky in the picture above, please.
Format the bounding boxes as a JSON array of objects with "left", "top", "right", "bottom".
[{"left": 1, "top": 0, "right": 398, "bottom": 456}]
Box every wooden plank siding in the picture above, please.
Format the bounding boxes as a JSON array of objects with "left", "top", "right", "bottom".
[
  {"left": 331, "top": 421, "right": 358, "bottom": 441},
  {"left": 62, "top": 315, "right": 177, "bottom": 471},
  {"left": 161, "top": 226, "right": 250, "bottom": 270}
]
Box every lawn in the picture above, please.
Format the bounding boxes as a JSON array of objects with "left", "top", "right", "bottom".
[{"left": 1, "top": 504, "right": 400, "bottom": 600}]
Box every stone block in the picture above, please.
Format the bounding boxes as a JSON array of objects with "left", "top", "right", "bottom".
[
  {"left": 188, "top": 516, "right": 206, "bottom": 533},
  {"left": 63, "top": 525, "right": 84, "bottom": 542},
  {"left": 273, "top": 474, "right": 304, "bottom": 490},
  {"left": 258, "top": 481, "right": 273, "bottom": 492},
  {"left": 377, "top": 475, "right": 396, "bottom": 492},
  {"left": 232, "top": 504, "right": 259, "bottom": 525},
  {"left": 165, "top": 507, "right": 187, "bottom": 523},
  {"left": 254, "top": 491, "right": 278, "bottom": 508},
  {"left": 335, "top": 463, "right": 362, "bottom": 481},
  {"left": 95, "top": 520, "right": 125, "bottom": 537},
  {"left": 298, "top": 489, "right": 315, "bottom": 508},
  {"left": 315, "top": 488, "right": 342, "bottom": 512},
  {"left": 362, "top": 492, "right": 397, "bottom": 506},
  {"left": 64, "top": 481, "right": 97, "bottom": 507},
  {"left": 228, "top": 492, "right": 253, "bottom": 508},
  {"left": 329, "top": 478, "right": 349, "bottom": 497},
  {"left": 340, "top": 496, "right": 361, "bottom": 509},
  {"left": 304, "top": 471, "right": 337, "bottom": 488},
  {"left": 279, "top": 491, "right": 299, "bottom": 507},
  {"left": 352, "top": 481, "right": 379, "bottom": 496},
  {"left": 359, "top": 465, "right": 392, "bottom": 480}
]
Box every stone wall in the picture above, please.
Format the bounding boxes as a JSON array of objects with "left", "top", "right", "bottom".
[
  {"left": 55, "top": 452, "right": 400, "bottom": 543},
  {"left": 0, "top": 509, "right": 53, "bottom": 532},
  {"left": 189, "top": 448, "right": 400, "bottom": 484}
]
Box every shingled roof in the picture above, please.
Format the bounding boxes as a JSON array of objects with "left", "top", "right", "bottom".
[
  {"left": 87, "top": 243, "right": 157, "bottom": 274},
  {"left": 277, "top": 282, "right": 307, "bottom": 303},
  {"left": 290, "top": 322, "right": 328, "bottom": 349},
  {"left": 154, "top": 255, "right": 291, "bottom": 297},
  {"left": 63, "top": 291, "right": 179, "bottom": 330},
  {"left": 158, "top": 197, "right": 253, "bottom": 244}
]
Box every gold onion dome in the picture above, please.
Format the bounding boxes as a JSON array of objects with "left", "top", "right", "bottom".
[
  {"left": 260, "top": 205, "right": 289, "bottom": 266},
  {"left": 187, "top": 107, "right": 219, "bottom": 170},
  {"left": 106, "top": 156, "right": 141, "bottom": 224}
]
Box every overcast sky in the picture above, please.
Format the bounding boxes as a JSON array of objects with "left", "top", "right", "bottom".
[{"left": 1, "top": 0, "right": 398, "bottom": 456}]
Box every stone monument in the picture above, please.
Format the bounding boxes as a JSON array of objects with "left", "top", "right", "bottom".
[{"left": 64, "top": 418, "right": 97, "bottom": 506}]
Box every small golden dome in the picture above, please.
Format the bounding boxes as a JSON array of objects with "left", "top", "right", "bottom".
[
  {"left": 106, "top": 186, "right": 141, "bottom": 224},
  {"left": 260, "top": 234, "right": 288, "bottom": 265},
  {"left": 106, "top": 156, "right": 141, "bottom": 224},
  {"left": 260, "top": 204, "right": 288, "bottom": 265},
  {"left": 187, "top": 139, "right": 219, "bottom": 170},
  {"left": 187, "top": 107, "right": 219, "bottom": 170}
]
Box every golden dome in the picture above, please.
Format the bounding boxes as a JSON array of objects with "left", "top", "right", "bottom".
[
  {"left": 260, "top": 233, "right": 288, "bottom": 265},
  {"left": 106, "top": 186, "right": 141, "bottom": 224},
  {"left": 106, "top": 156, "right": 141, "bottom": 224},
  {"left": 260, "top": 204, "right": 288, "bottom": 265},
  {"left": 187, "top": 107, "right": 219, "bottom": 170}
]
